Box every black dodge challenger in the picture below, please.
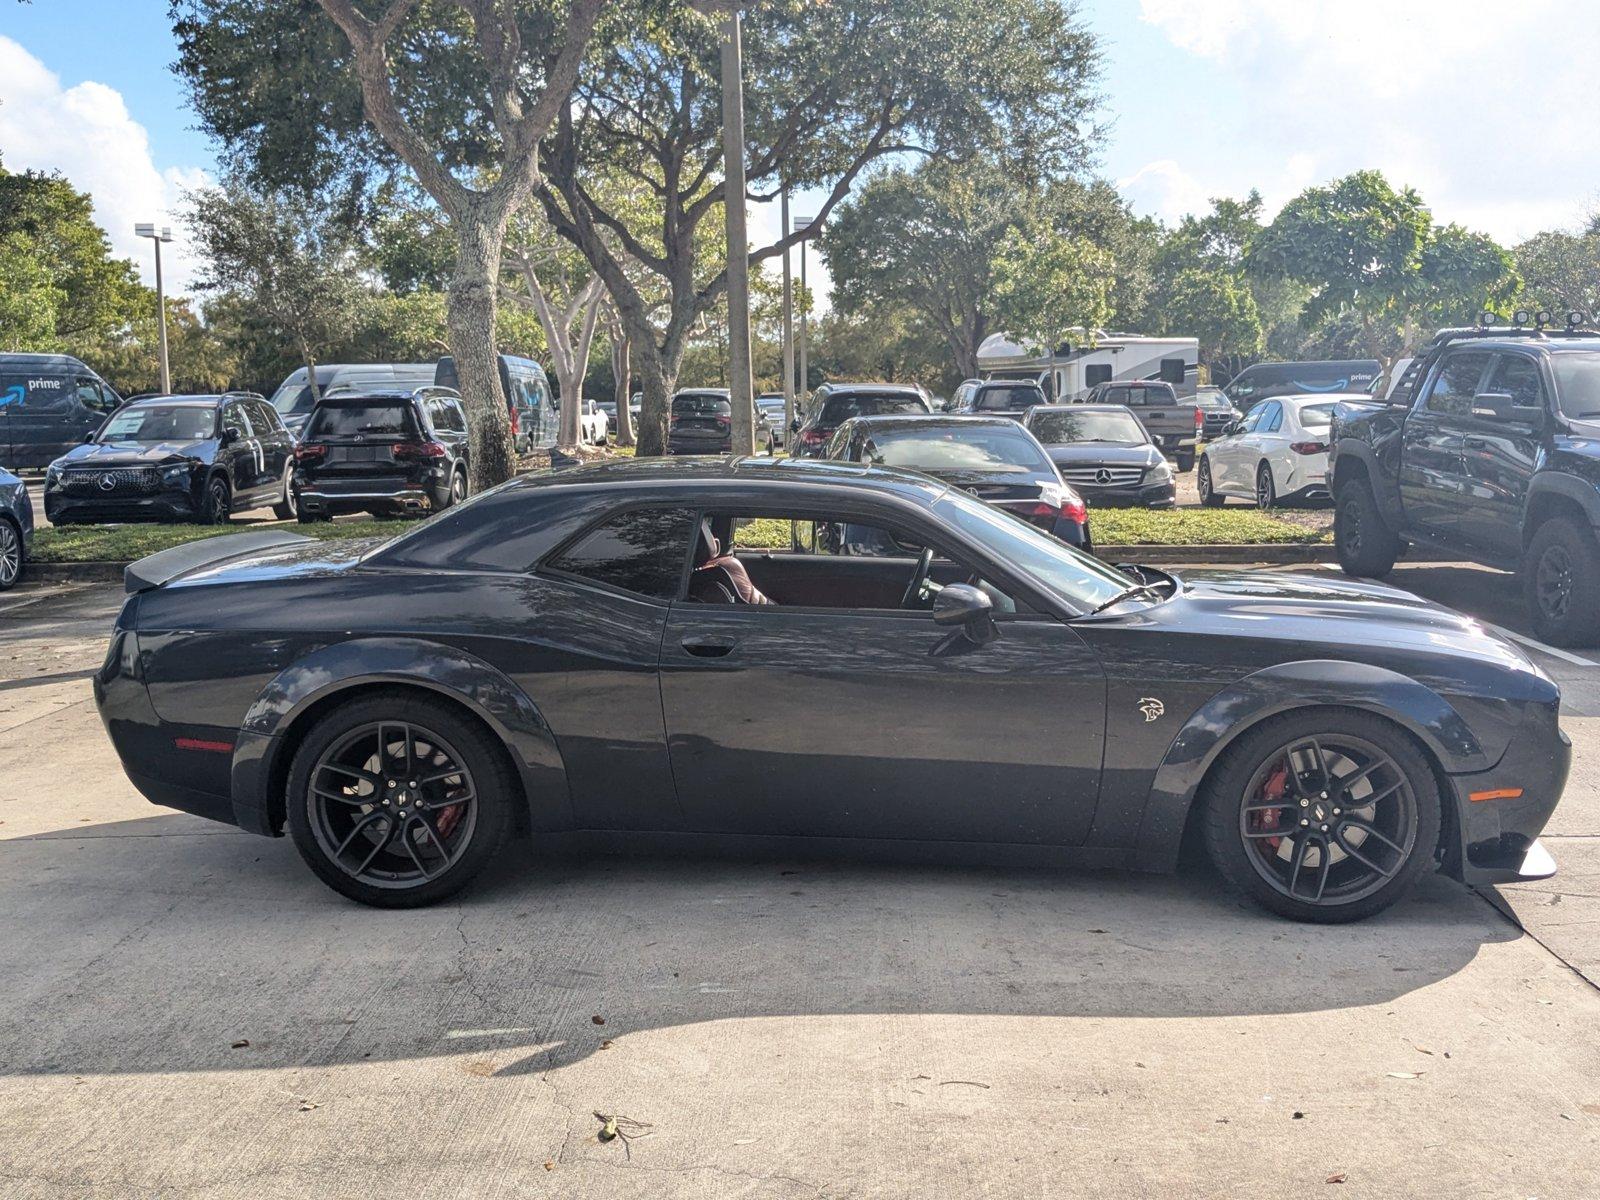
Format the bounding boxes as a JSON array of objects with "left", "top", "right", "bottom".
[{"left": 95, "top": 457, "right": 1568, "bottom": 921}]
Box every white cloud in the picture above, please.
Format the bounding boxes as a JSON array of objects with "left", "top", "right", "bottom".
[
  {"left": 1133, "top": 0, "right": 1600, "bottom": 243},
  {"left": 0, "top": 36, "right": 209, "bottom": 292}
]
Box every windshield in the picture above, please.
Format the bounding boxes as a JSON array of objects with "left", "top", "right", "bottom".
[
  {"left": 934, "top": 485, "right": 1134, "bottom": 612},
  {"left": 303, "top": 403, "right": 417, "bottom": 438},
  {"left": 1299, "top": 403, "right": 1337, "bottom": 428},
  {"left": 673, "top": 393, "right": 732, "bottom": 416},
  {"left": 1028, "top": 409, "right": 1147, "bottom": 444},
  {"left": 820, "top": 393, "right": 927, "bottom": 424},
  {"left": 1549, "top": 351, "right": 1600, "bottom": 418},
  {"left": 861, "top": 425, "right": 1050, "bottom": 474},
  {"left": 99, "top": 404, "right": 216, "bottom": 443},
  {"left": 976, "top": 385, "right": 1044, "bottom": 411},
  {"left": 1195, "top": 389, "right": 1232, "bottom": 408},
  {"left": 270, "top": 382, "right": 318, "bottom": 416}
]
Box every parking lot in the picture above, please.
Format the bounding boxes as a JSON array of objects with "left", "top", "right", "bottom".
[{"left": 1, "top": 565, "right": 1596, "bottom": 1199}]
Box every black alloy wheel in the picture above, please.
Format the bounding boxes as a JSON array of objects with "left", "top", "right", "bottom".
[
  {"left": 286, "top": 694, "right": 513, "bottom": 906},
  {"left": 1333, "top": 479, "right": 1399, "bottom": 578},
  {"left": 446, "top": 470, "right": 468, "bottom": 508},
  {"left": 1523, "top": 517, "right": 1600, "bottom": 646},
  {"left": 1202, "top": 710, "right": 1440, "bottom": 922},
  {"left": 202, "top": 476, "right": 232, "bottom": 525},
  {"left": 0, "top": 519, "right": 21, "bottom": 591}
]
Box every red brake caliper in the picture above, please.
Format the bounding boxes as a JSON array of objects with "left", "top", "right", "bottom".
[{"left": 1252, "top": 761, "right": 1289, "bottom": 850}]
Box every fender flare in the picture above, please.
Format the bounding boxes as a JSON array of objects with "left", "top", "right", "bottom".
[
  {"left": 1132, "top": 660, "right": 1486, "bottom": 873},
  {"left": 1329, "top": 436, "right": 1405, "bottom": 525},
  {"left": 229, "top": 636, "right": 571, "bottom": 836},
  {"left": 1522, "top": 472, "right": 1600, "bottom": 541}
]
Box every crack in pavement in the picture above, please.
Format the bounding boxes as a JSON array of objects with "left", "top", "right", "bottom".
[{"left": 1474, "top": 887, "right": 1600, "bottom": 994}]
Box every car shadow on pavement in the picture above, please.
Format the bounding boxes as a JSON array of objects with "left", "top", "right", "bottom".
[{"left": 0, "top": 815, "right": 1517, "bottom": 1079}]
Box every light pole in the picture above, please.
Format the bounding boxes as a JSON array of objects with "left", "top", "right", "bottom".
[
  {"left": 780, "top": 188, "right": 795, "bottom": 437},
  {"left": 719, "top": 8, "right": 755, "bottom": 456},
  {"left": 794, "top": 213, "right": 816, "bottom": 406},
  {"left": 135, "top": 223, "right": 174, "bottom": 394}
]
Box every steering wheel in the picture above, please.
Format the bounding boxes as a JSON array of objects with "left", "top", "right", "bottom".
[{"left": 900, "top": 546, "right": 936, "bottom": 609}]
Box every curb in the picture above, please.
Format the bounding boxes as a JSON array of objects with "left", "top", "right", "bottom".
[{"left": 24, "top": 560, "right": 127, "bottom": 584}]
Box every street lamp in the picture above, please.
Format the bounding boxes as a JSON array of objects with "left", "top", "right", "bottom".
[
  {"left": 135, "top": 223, "right": 174, "bottom": 395},
  {"left": 793, "top": 213, "right": 817, "bottom": 404}
]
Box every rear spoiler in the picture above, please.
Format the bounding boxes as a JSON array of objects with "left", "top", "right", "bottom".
[{"left": 125, "top": 529, "right": 314, "bottom": 594}]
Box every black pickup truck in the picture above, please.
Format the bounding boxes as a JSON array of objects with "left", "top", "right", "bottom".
[{"left": 1329, "top": 323, "right": 1600, "bottom": 645}]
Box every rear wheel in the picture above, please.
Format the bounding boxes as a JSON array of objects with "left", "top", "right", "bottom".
[
  {"left": 443, "top": 468, "right": 468, "bottom": 509},
  {"left": 286, "top": 693, "right": 514, "bottom": 907},
  {"left": 1523, "top": 516, "right": 1600, "bottom": 647},
  {"left": 0, "top": 518, "right": 22, "bottom": 591},
  {"left": 1197, "top": 456, "right": 1224, "bottom": 507},
  {"left": 1175, "top": 450, "right": 1195, "bottom": 473},
  {"left": 1334, "top": 478, "right": 1400, "bottom": 577},
  {"left": 200, "top": 476, "right": 231, "bottom": 525},
  {"left": 272, "top": 464, "right": 297, "bottom": 520},
  {"left": 1201, "top": 709, "right": 1440, "bottom": 923},
  {"left": 1255, "top": 461, "right": 1277, "bottom": 509}
]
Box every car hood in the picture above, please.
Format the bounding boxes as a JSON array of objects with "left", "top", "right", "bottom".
[
  {"left": 1127, "top": 568, "right": 1530, "bottom": 669},
  {"left": 58, "top": 440, "right": 214, "bottom": 467},
  {"left": 1047, "top": 444, "right": 1161, "bottom": 469}
]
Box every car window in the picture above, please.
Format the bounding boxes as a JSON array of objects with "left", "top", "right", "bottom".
[
  {"left": 819, "top": 393, "right": 927, "bottom": 424},
  {"left": 544, "top": 508, "right": 697, "bottom": 601},
  {"left": 247, "top": 399, "right": 282, "bottom": 434},
  {"left": 673, "top": 393, "right": 732, "bottom": 416},
  {"left": 1547, "top": 350, "right": 1600, "bottom": 419},
  {"left": 1484, "top": 354, "right": 1545, "bottom": 416},
  {"left": 101, "top": 404, "right": 217, "bottom": 443},
  {"left": 445, "top": 399, "right": 468, "bottom": 432},
  {"left": 1259, "top": 402, "right": 1283, "bottom": 433},
  {"left": 76, "top": 379, "right": 115, "bottom": 413},
  {"left": 303, "top": 402, "right": 418, "bottom": 439},
  {"left": 1103, "top": 386, "right": 1129, "bottom": 405},
  {"left": 1424, "top": 351, "right": 1491, "bottom": 416},
  {"left": 1237, "top": 406, "right": 1263, "bottom": 434},
  {"left": 1028, "top": 409, "right": 1147, "bottom": 444},
  {"left": 975, "top": 385, "right": 1042, "bottom": 411},
  {"left": 221, "top": 403, "right": 253, "bottom": 439},
  {"left": 857, "top": 425, "right": 1051, "bottom": 474},
  {"left": 1298, "top": 403, "right": 1337, "bottom": 429}
]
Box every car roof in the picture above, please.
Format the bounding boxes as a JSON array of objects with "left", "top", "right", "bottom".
[
  {"left": 502, "top": 453, "right": 949, "bottom": 502},
  {"left": 1266, "top": 392, "right": 1369, "bottom": 405},
  {"left": 0, "top": 352, "right": 91, "bottom": 371},
  {"left": 821, "top": 382, "right": 924, "bottom": 394},
  {"left": 122, "top": 395, "right": 225, "bottom": 408},
  {"left": 1040, "top": 403, "right": 1137, "bottom": 415},
  {"left": 847, "top": 413, "right": 1026, "bottom": 431},
  {"left": 675, "top": 387, "right": 731, "bottom": 396},
  {"left": 976, "top": 379, "right": 1043, "bottom": 388}
]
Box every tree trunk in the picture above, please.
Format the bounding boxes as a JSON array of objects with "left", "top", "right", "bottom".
[
  {"left": 613, "top": 330, "right": 634, "bottom": 447},
  {"left": 448, "top": 214, "right": 516, "bottom": 490},
  {"left": 633, "top": 340, "right": 675, "bottom": 458},
  {"left": 299, "top": 340, "right": 321, "bottom": 404}
]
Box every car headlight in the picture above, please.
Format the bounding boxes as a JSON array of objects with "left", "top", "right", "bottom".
[
  {"left": 1148, "top": 461, "right": 1173, "bottom": 482},
  {"left": 160, "top": 463, "right": 193, "bottom": 485},
  {"left": 45, "top": 465, "right": 62, "bottom": 487}
]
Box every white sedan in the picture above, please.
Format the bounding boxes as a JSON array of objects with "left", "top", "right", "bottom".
[
  {"left": 1198, "top": 392, "right": 1360, "bottom": 507},
  {"left": 578, "top": 399, "right": 609, "bottom": 444}
]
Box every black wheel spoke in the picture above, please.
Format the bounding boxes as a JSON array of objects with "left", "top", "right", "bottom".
[
  {"left": 1357, "top": 779, "right": 1404, "bottom": 808},
  {"left": 1334, "top": 828, "right": 1400, "bottom": 880},
  {"left": 1340, "top": 818, "right": 1407, "bottom": 857},
  {"left": 1285, "top": 836, "right": 1310, "bottom": 898},
  {"left": 1243, "top": 827, "right": 1289, "bottom": 839},
  {"left": 1311, "top": 841, "right": 1333, "bottom": 901},
  {"left": 1243, "top": 801, "right": 1291, "bottom": 814},
  {"left": 1333, "top": 759, "right": 1382, "bottom": 794},
  {"left": 309, "top": 719, "right": 478, "bottom": 889}
]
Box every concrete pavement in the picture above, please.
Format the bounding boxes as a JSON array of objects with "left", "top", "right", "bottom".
[{"left": 1, "top": 578, "right": 1597, "bottom": 1199}]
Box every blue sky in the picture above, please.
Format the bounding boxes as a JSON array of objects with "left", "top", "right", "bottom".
[{"left": 4, "top": 0, "right": 1597, "bottom": 296}]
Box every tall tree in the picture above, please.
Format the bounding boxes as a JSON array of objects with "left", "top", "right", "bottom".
[
  {"left": 172, "top": 0, "right": 607, "bottom": 487},
  {"left": 1249, "top": 170, "right": 1515, "bottom": 360},
  {"left": 1514, "top": 222, "right": 1600, "bottom": 317},
  {"left": 185, "top": 182, "right": 367, "bottom": 404},
  {"left": 538, "top": 0, "right": 1101, "bottom": 453}
]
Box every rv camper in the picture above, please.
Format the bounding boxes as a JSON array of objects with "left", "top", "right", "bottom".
[{"left": 975, "top": 331, "right": 1200, "bottom": 401}]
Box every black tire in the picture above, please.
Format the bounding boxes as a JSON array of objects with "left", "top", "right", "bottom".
[
  {"left": 1175, "top": 451, "right": 1195, "bottom": 474},
  {"left": 1200, "top": 708, "right": 1441, "bottom": 923},
  {"left": 285, "top": 691, "right": 515, "bottom": 908},
  {"left": 442, "top": 468, "right": 468, "bottom": 509},
  {"left": 1334, "top": 478, "right": 1400, "bottom": 578},
  {"left": 1255, "top": 461, "right": 1277, "bottom": 509},
  {"left": 1523, "top": 516, "right": 1600, "bottom": 647},
  {"left": 200, "top": 475, "right": 231, "bottom": 525},
  {"left": 296, "top": 511, "right": 331, "bottom": 525},
  {"left": 0, "top": 517, "right": 22, "bottom": 592},
  {"left": 1197, "top": 456, "right": 1225, "bottom": 507},
  {"left": 272, "top": 466, "right": 297, "bottom": 520}
]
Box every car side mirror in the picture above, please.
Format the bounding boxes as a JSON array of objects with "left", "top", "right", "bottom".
[
  {"left": 1472, "top": 391, "right": 1542, "bottom": 422},
  {"left": 221, "top": 428, "right": 240, "bottom": 445},
  {"left": 82, "top": 432, "right": 96, "bottom": 444},
  {"left": 1221, "top": 420, "right": 1240, "bottom": 436},
  {"left": 932, "top": 583, "right": 997, "bottom": 645},
  {"left": 789, "top": 417, "right": 801, "bottom": 432}
]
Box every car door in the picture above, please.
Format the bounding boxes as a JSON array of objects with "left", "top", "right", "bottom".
[
  {"left": 1252, "top": 400, "right": 1287, "bottom": 487},
  {"left": 658, "top": 504, "right": 1109, "bottom": 847},
  {"left": 219, "top": 401, "right": 265, "bottom": 503},
  {"left": 246, "top": 399, "right": 291, "bottom": 492},
  {"left": 1210, "top": 403, "right": 1261, "bottom": 492},
  {"left": 1401, "top": 349, "right": 1489, "bottom": 541},
  {"left": 1457, "top": 351, "right": 1548, "bottom": 561}
]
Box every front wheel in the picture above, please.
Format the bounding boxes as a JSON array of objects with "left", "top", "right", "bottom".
[
  {"left": 1523, "top": 517, "right": 1600, "bottom": 647},
  {"left": 200, "top": 476, "right": 231, "bottom": 525},
  {"left": 0, "top": 518, "right": 22, "bottom": 591},
  {"left": 1197, "top": 457, "right": 1224, "bottom": 507},
  {"left": 285, "top": 692, "right": 515, "bottom": 907},
  {"left": 1175, "top": 451, "right": 1195, "bottom": 473},
  {"left": 1334, "top": 479, "right": 1399, "bottom": 578},
  {"left": 1200, "top": 709, "right": 1441, "bottom": 923}
]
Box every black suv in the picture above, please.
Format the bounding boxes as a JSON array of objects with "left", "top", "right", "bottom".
[
  {"left": 951, "top": 379, "right": 1047, "bottom": 420},
  {"left": 292, "top": 387, "right": 470, "bottom": 521},
  {"left": 791, "top": 384, "right": 932, "bottom": 456},
  {"left": 1331, "top": 320, "right": 1600, "bottom": 644},
  {"left": 44, "top": 392, "right": 294, "bottom": 525},
  {"left": 666, "top": 389, "right": 775, "bottom": 455}
]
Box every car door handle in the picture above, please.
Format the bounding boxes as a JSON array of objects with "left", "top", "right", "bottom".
[{"left": 680, "top": 635, "right": 737, "bottom": 658}]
